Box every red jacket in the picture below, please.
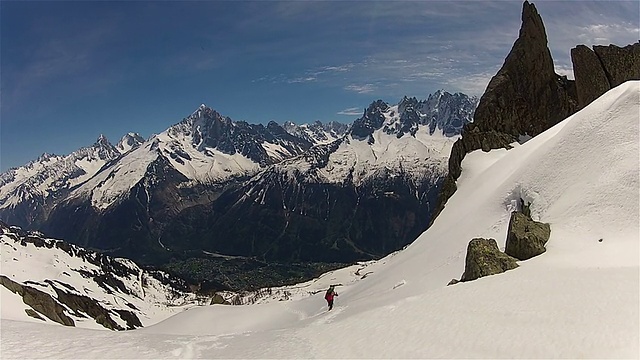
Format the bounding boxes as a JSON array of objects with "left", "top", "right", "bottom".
[{"left": 325, "top": 290, "right": 337, "bottom": 301}]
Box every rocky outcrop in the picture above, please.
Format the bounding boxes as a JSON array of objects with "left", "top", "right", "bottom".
[
  {"left": 472, "top": 1, "right": 577, "bottom": 137},
  {"left": 0, "top": 273, "right": 143, "bottom": 330},
  {"left": 571, "top": 42, "right": 640, "bottom": 108},
  {"left": 1, "top": 222, "right": 195, "bottom": 330},
  {"left": 446, "top": 129, "right": 516, "bottom": 181},
  {"left": 505, "top": 211, "right": 551, "bottom": 260},
  {"left": 571, "top": 45, "right": 613, "bottom": 108},
  {"left": 52, "top": 287, "right": 130, "bottom": 330},
  {"left": 460, "top": 238, "right": 519, "bottom": 282},
  {"left": 594, "top": 44, "right": 640, "bottom": 88},
  {"left": 25, "top": 308, "right": 46, "bottom": 321},
  {"left": 431, "top": 1, "right": 578, "bottom": 224},
  {"left": 0, "top": 275, "right": 75, "bottom": 326},
  {"left": 210, "top": 293, "right": 230, "bottom": 305}
]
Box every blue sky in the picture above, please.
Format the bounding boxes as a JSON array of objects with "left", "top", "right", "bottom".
[{"left": 1, "top": 1, "right": 638, "bottom": 171}]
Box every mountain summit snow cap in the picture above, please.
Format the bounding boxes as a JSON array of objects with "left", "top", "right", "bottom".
[{"left": 96, "top": 134, "right": 110, "bottom": 146}]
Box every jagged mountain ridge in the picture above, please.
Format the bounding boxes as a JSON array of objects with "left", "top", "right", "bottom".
[
  {"left": 116, "top": 133, "right": 145, "bottom": 153},
  {"left": 0, "top": 222, "right": 198, "bottom": 330},
  {"left": 1, "top": 90, "right": 477, "bottom": 287},
  {"left": 0, "top": 134, "right": 131, "bottom": 226},
  {"left": 282, "top": 120, "right": 349, "bottom": 145},
  {"left": 352, "top": 90, "right": 478, "bottom": 141},
  {"left": 157, "top": 92, "right": 477, "bottom": 264}
]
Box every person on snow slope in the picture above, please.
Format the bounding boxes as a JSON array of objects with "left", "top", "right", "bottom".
[{"left": 324, "top": 285, "right": 338, "bottom": 311}]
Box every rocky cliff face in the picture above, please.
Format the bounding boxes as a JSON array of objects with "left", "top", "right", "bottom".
[
  {"left": 432, "top": 1, "right": 579, "bottom": 223},
  {"left": 471, "top": 1, "right": 578, "bottom": 138},
  {"left": 571, "top": 42, "right": 640, "bottom": 109}
]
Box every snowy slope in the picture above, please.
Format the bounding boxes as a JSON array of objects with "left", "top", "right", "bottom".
[
  {"left": 1, "top": 82, "right": 638, "bottom": 358},
  {"left": 0, "top": 223, "right": 199, "bottom": 330},
  {"left": 66, "top": 140, "right": 160, "bottom": 210}
]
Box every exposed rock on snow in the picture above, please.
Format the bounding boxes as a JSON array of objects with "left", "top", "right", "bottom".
[
  {"left": 0, "top": 275, "right": 75, "bottom": 326},
  {"left": 0, "top": 222, "right": 199, "bottom": 330},
  {"left": 505, "top": 211, "right": 551, "bottom": 260},
  {"left": 570, "top": 45, "right": 613, "bottom": 109},
  {"left": 571, "top": 42, "right": 640, "bottom": 109},
  {"left": 116, "top": 133, "right": 145, "bottom": 154},
  {"left": 210, "top": 293, "right": 230, "bottom": 305},
  {"left": 460, "top": 238, "right": 519, "bottom": 282}
]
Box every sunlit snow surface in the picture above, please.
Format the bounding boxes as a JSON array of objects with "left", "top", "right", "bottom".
[{"left": 1, "top": 82, "right": 639, "bottom": 358}]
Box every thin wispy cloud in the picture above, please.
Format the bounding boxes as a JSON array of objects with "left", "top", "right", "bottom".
[
  {"left": 287, "top": 76, "right": 317, "bottom": 84},
  {"left": 444, "top": 71, "right": 496, "bottom": 97},
  {"left": 337, "top": 107, "right": 362, "bottom": 116},
  {"left": 577, "top": 23, "right": 640, "bottom": 44},
  {"left": 345, "top": 84, "right": 375, "bottom": 94}
]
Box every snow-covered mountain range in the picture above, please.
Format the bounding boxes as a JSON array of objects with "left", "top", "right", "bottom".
[
  {"left": 2, "top": 81, "right": 636, "bottom": 358},
  {"left": 0, "top": 90, "right": 478, "bottom": 284},
  {"left": 282, "top": 120, "right": 349, "bottom": 145}
]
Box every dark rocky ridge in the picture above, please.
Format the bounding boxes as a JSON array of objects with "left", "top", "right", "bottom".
[
  {"left": 571, "top": 42, "right": 640, "bottom": 109},
  {"left": 161, "top": 168, "right": 441, "bottom": 264},
  {"left": 471, "top": 1, "right": 578, "bottom": 138},
  {"left": 432, "top": 1, "right": 579, "bottom": 223},
  {"left": 167, "top": 106, "right": 313, "bottom": 166}
]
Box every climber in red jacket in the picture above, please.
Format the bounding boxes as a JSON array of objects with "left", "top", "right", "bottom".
[{"left": 324, "top": 285, "right": 338, "bottom": 311}]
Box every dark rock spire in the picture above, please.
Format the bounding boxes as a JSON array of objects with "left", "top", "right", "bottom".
[
  {"left": 431, "top": 1, "right": 579, "bottom": 224},
  {"left": 472, "top": 0, "right": 577, "bottom": 137}
]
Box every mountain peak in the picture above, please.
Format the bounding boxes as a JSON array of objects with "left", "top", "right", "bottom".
[
  {"left": 472, "top": 0, "right": 577, "bottom": 138},
  {"left": 37, "top": 152, "right": 57, "bottom": 162},
  {"left": 116, "top": 133, "right": 145, "bottom": 154},
  {"left": 189, "top": 103, "right": 214, "bottom": 119},
  {"left": 96, "top": 134, "right": 110, "bottom": 147}
]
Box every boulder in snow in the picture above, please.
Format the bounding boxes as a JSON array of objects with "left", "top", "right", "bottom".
[
  {"left": 460, "top": 238, "right": 519, "bottom": 282},
  {"left": 505, "top": 211, "right": 551, "bottom": 260},
  {"left": 210, "top": 293, "right": 230, "bottom": 305}
]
